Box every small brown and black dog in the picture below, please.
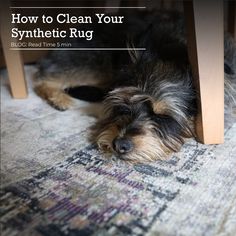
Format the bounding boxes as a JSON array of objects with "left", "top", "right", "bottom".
[{"left": 34, "top": 11, "right": 236, "bottom": 163}]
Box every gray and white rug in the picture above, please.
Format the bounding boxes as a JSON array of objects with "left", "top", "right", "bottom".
[{"left": 1, "top": 66, "right": 236, "bottom": 236}]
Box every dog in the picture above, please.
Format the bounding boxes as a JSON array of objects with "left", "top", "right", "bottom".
[{"left": 34, "top": 10, "right": 236, "bottom": 163}]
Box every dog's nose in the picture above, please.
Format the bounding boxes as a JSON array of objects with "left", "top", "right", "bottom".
[{"left": 112, "top": 137, "right": 133, "bottom": 154}]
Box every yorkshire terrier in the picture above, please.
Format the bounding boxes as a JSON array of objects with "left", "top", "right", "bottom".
[{"left": 34, "top": 11, "right": 236, "bottom": 163}]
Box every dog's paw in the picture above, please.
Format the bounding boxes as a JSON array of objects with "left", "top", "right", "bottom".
[{"left": 48, "top": 93, "right": 73, "bottom": 111}]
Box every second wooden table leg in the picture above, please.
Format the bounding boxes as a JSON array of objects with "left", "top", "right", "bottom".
[{"left": 184, "top": 0, "right": 224, "bottom": 144}]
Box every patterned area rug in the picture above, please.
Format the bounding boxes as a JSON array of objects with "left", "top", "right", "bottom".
[{"left": 1, "top": 66, "right": 236, "bottom": 236}]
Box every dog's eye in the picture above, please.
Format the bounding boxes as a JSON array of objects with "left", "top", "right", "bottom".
[
  {"left": 114, "top": 106, "right": 131, "bottom": 115},
  {"left": 127, "top": 127, "right": 144, "bottom": 135}
]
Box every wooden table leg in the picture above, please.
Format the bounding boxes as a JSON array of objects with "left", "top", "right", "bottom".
[
  {"left": 184, "top": 0, "right": 224, "bottom": 144},
  {"left": 0, "top": 0, "right": 27, "bottom": 98}
]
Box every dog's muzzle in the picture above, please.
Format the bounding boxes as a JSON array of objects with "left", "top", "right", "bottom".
[{"left": 112, "top": 137, "right": 133, "bottom": 154}]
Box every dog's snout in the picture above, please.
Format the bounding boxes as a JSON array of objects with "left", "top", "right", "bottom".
[{"left": 112, "top": 137, "right": 133, "bottom": 154}]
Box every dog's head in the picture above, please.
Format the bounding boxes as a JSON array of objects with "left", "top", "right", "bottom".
[{"left": 91, "top": 86, "right": 193, "bottom": 163}]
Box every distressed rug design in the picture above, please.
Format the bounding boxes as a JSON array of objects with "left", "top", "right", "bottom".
[{"left": 1, "top": 66, "right": 236, "bottom": 236}]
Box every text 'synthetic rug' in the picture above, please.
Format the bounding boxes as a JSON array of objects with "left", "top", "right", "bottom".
[{"left": 1, "top": 66, "right": 236, "bottom": 236}]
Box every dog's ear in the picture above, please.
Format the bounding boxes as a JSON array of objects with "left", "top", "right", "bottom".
[
  {"left": 127, "top": 41, "right": 141, "bottom": 64},
  {"left": 127, "top": 23, "right": 154, "bottom": 64}
]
